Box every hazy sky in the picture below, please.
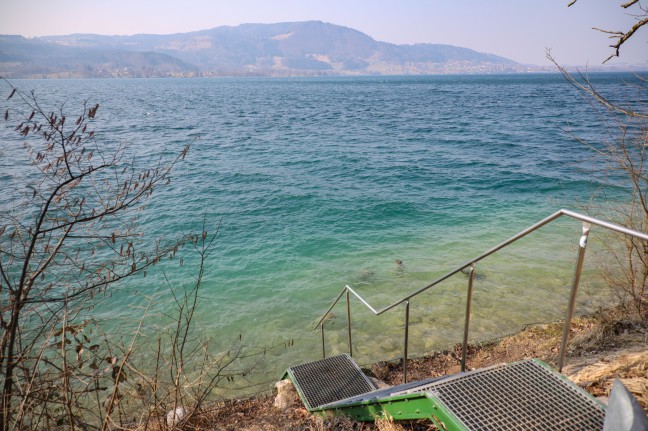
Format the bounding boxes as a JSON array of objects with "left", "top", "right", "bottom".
[{"left": 2, "top": 0, "right": 646, "bottom": 66}]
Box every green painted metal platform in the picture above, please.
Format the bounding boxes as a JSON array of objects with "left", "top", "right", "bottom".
[{"left": 285, "top": 354, "right": 607, "bottom": 430}]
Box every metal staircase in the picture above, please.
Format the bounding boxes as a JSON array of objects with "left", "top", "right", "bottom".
[
  {"left": 283, "top": 210, "right": 648, "bottom": 429},
  {"left": 285, "top": 354, "right": 606, "bottom": 430}
]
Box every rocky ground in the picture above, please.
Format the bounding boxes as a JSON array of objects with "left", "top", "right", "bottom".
[{"left": 178, "top": 315, "right": 647, "bottom": 430}]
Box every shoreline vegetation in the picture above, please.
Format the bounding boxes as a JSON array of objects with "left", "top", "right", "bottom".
[{"left": 180, "top": 310, "right": 647, "bottom": 430}]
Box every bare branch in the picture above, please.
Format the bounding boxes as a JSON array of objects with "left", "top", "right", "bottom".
[
  {"left": 621, "top": 0, "right": 640, "bottom": 8},
  {"left": 0, "top": 82, "right": 191, "bottom": 430},
  {"left": 603, "top": 16, "right": 648, "bottom": 63},
  {"left": 547, "top": 51, "right": 648, "bottom": 119},
  {"left": 567, "top": 0, "right": 648, "bottom": 62}
]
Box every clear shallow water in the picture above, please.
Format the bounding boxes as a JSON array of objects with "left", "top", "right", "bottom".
[{"left": 1, "top": 74, "right": 637, "bottom": 391}]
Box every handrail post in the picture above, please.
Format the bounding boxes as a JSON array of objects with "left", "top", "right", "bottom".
[
  {"left": 321, "top": 324, "right": 326, "bottom": 359},
  {"left": 461, "top": 264, "right": 476, "bottom": 373},
  {"left": 346, "top": 290, "right": 353, "bottom": 357},
  {"left": 558, "top": 222, "right": 591, "bottom": 372},
  {"left": 403, "top": 300, "right": 410, "bottom": 384}
]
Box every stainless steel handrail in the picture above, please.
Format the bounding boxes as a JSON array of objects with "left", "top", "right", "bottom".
[{"left": 314, "top": 209, "right": 648, "bottom": 382}]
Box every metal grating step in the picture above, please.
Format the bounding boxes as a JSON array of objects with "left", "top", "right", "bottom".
[
  {"left": 287, "top": 354, "right": 377, "bottom": 410},
  {"left": 397, "top": 359, "right": 605, "bottom": 431}
]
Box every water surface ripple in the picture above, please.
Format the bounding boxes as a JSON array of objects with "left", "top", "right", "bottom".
[{"left": 1, "top": 74, "right": 635, "bottom": 388}]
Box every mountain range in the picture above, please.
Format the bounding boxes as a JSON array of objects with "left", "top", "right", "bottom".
[{"left": 0, "top": 21, "right": 530, "bottom": 78}]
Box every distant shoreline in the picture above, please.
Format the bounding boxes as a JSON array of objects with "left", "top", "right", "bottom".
[
  {"left": 4, "top": 68, "right": 647, "bottom": 80},
  {"left": 2, "top": 22, "right": 645, "bottom": 80}
]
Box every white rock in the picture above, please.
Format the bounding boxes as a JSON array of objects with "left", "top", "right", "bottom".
[
  {"left": 273, "top": 379, "right": 299, "bottom": 410},
  {"left": 166, "top": 406, "right": 187, "bottom": 427}
]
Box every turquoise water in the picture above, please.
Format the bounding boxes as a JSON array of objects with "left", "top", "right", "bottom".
[{"left": 1, "top": 74, "right": 637, "bottom": 390}]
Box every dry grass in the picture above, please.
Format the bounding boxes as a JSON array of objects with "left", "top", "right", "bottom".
[
  {"left": 375, "top": 414, "right": 407, "bottom": 431},
  {"left": 568, "top": 349, "right": 648, "bottom": 407}
]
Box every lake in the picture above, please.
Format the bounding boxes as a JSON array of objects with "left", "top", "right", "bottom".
[{"left": 0, "top": 73, "right": 637, "bottom": 393}]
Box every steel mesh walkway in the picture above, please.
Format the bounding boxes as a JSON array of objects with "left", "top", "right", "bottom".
[
  {"left": 397, "top": 360, "right": 605, "bottom": 430},
  {"left": 287, "top": 354, "right": 376, "bottom": 410},
  {"left": 287, "top": 357, "right": 607, "bottom": 430}
]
